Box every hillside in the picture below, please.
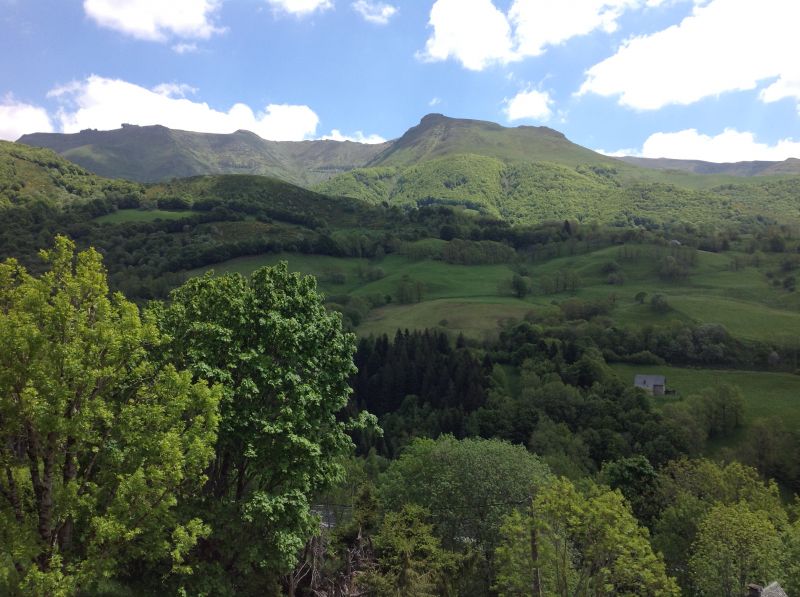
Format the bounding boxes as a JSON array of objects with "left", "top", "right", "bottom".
[
  {"left": 317, "top": 152, "right": 800, "bottom": 225},
  {"left": 22, "top": 114, "right": 800, "bottom": 192},
  {"left": 19, "top": 124, "right": 390, "bottom": 186},
  {"left": 368, "top": 113, "right": 616, "bottom": 168},
  {"left": 0, "top": 140, "right": 141, "bottom": 208},
  {"left": 619, "top": 155, "right": 800, "bottom": 176}
]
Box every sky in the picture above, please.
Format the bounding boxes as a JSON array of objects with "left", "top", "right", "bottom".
[{"left": 1, "top": 0, "right": 800, "bottom": 162}]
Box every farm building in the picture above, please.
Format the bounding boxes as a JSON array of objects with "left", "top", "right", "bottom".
[
  {"left": 748, "top": 582, "right": 788, "bottom": 597},
  {"left": 634, "top": 374, "right": 666, "bottom": 396}
]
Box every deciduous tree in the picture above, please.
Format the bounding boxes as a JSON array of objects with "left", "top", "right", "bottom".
[{"left": 0, "top": 237, "right": 220, "bottom": 594}]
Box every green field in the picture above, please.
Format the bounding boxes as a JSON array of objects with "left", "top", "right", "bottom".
[
  {"left": 610, "top": 363, "right": 800, "bottom": 429},
  {"left": 190, "top": 243, "right": 800, "bottom": 344},
  {"left": 358, "top": 297, "right": 540, "bottom": 340},
  {"left": 95, "top": 209, "right": 200, "bottom": 223}
]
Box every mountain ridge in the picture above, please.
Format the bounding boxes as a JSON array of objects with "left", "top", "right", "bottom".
[
  {"left": 617, "top": 155, "right": 800, "bottom": 176},
  {"left": 17, "top": 114, "right": 800, "bottom": 188}
]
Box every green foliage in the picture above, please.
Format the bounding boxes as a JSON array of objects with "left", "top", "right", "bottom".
[
  {"left": 358, "top": 505, "right": 459, "bottom": 597},
  {"left": 0, "top": 237, "right": 220, "bottom": 594},
  {"left": 495, "top": 477, "right": 679, "bottom": 596},
  {"left": 689, "top": 502, "right": 783, "bottom": 597},
  {"left": 0, "top": 141, "right": 143, "bottom": 209},
  {"left": 652, "top": 459, "right": 786, "bottom": 592},
  {"left": 153, "top": 263, "right": 370, "bottom": 593},
  {"left": 379, "top": 436, "right": 552, "bottom": 592}
]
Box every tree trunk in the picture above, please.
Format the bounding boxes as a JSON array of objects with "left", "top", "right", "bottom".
[
  {"left": 530, "top": 513, "right": 542, "bottom": 597},
  {"left": 59, "top": 436, "right": 78, "bottom": 551}
]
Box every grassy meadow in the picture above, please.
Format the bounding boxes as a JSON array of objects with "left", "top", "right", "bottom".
[
  {"left": 189, "top": 242, "right": 799, "bottom": 347},
  {"left": 95, "top": 208, "right": 201, "bottom": 223}
]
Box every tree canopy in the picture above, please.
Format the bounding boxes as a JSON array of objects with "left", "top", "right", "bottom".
[
  {"left": 153, "top": 263, "right": 369, "bottom": 594},
  {"left": 0, "top": 237, "right": 220, "bottom": 595}
]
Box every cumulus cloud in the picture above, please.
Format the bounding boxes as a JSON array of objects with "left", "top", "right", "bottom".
[
  {"left": 511, "top": 0, "right": 637, "bottom": 57},
  {"left": 0, "top": 96, "right": 54, "bottom": 140},
  {"left": 603, "top": 128, "right": 800, "bottom": 162},
  {"left": 321, "top": 129, "right": 386, "bottom": 143},
  {"left": 352, "top": 0, "right": 397, "bottom": 24},
  {"left": 579, "top": 0, "right": 800, "bottom": 110},
  {"left": 83, "top": 0, "right": 223, "bottom": 41},
  {"left": 267, "top": 0, "right": 333, "bottom": 16},
  {"left": 760, "top": 74, "right": 800, "bottom": 107},
  {"left": 420, "top": 0, "right": 661, "bottom": 71},
  {"left": 48, "top": 75, "right": 320, "bottom": 141},
  {"left": 504, "top": 89, "right": 553, "bottom": 121},
  {"left": 419, "top": 0, "right": 515, "bottom": 71}
]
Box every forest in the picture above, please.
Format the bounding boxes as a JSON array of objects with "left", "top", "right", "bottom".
[{"left": 2, "top": 142, "right": 800, "bottom": 596}]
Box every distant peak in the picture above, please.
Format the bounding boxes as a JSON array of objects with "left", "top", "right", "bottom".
[{"left": 419, "top": 113, "right": 448, "bottom": 125}]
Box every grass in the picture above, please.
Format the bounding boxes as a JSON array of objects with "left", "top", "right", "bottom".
[
  {"left": 610, "top": 363, "right": 800, "bottom": 450},
  {"left": 358, "top": 297, "right": 539, "bottom": 340},
  {"left": 189, "top": 242, "right": 800, "bottom": 345},
  {"left": 95, "top": 209, "right": 200, "bottom": 223}
]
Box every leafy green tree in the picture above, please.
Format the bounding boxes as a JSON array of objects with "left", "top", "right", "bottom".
[
  {"left": 598, "top": 455, "right": 660, "bottom": 524},
  {"left": 496, "top": 478, "right": 678, "bottom": 596},
  {"left": 650, "top": 294, "right": 671, "bottom": 313},
  {"left": 511, "top": 274, "right": 530, "bottom": 299},
  {"left": 358, "top": 504, "right": 458, "bottom": 597},
  {"left": 783, "top": 518, "right": 800, "bottom": 596},
  {"left": 689, "top": 502, "right": 783, "bottom": 597},
  {"left": 379, "top": 436, "right": 552, "bottom": 593},
  {"left": 0, "top": 237, "right": 220, "bottom": 595},
  {"left": 153, "top": 264, "right": 371, "bottom": 594},
  {"left": 653, "top": 459, "right": 786, "bottom": 591},
  {"left": 635, "top": 291, "right": 647, "bottom": 304}
]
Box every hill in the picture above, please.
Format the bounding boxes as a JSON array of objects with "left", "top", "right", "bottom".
[
  {"left": 618, "top": 155, "right": 800, "bottom": 176},
  {"left": 367, "top": 113, "right": 616, "bottom": 168},
  {"left": 0, "top": 140, "right": 141, "bottom": 208},
  {"left": 18, "top": 124, "right": 390, "bottom": 186},
  {"left": 22, "top": 114, "right": 800, "bottom": 191}
]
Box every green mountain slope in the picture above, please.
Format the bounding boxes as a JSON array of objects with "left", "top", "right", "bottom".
[
  {"left": 19, "top": 125, "right": 390, "bottom": 186},
  {"left": 369, "top": 113, "right": 615, "bottom": 168},
  {"left": 618, "top": 156, "right": 800, "bottom": 176},
  {"left": 317, "top": 152, "right": 800, "bottom": 225},
  {"left": 0, "top": 140, "right": 141, "bottom": 208}
]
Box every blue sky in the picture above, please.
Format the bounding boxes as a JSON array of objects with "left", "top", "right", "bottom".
[{"left": 1, "top": 0, "right": 799, "bottom": 161}]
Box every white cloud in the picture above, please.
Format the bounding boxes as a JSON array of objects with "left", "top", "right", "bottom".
[
  {"left": 352, "top": 0, "right": 397, "bottom": 24},
  {"left": 579, "top": 0, "right": 800, "bottom": 110},
  {"left": 760, "top": 74, "right": 800, "bottom": 107},
  {"left": 604, "top": 128, "right": 800, "bottom": 162},
  {"left": 429, "top": 97, "right": 442, "bottom": 107},
  {"left": 596, "top": 147, "right": 640, "bottom": 157},
  {"left": 48, "top": 75, "right": 320, "bottom": 141},
  {"left": 420, "top": 0, "right": 662, "bottom": 71},
  {"left": 267, "top": 0, "right": 332, "bottom": 16},
  {"left": 510, "top": 0, "right": 637, "bottom": 57},
  {"left": 83, "top": 0, "right": 223, "bottom": 41},
  {"left": 504, "top": 88, "right": 553, "bottom": 121},
  {"left": 0, "top": 96, "right": 54, "bottom": 140},
  {"left": 419, "top": 0, "right": 515, "bottom": 71},
  {"left": 152, "top": 83, "right": 197, "bottom": 98},
  {"left": 321, "top": 129, "right": 386, "bottom": 143},
  {"left": 172, "top": 42, "right": 199, "bottom": 54}
]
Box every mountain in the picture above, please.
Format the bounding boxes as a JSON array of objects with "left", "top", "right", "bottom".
[
  {"left": 367, "top": 113, "right": 617, "bottom": 168},
  {"left": 16, "top": 114, "right": 800, "bottom": 225},
  {"left": 18, "top": 124, "right": 390, "bottom": 186},
  {"left": 617, "top": 156, "right": 800, "bottom": 176},
  {"left": 0, "top": 140, "right": 141, "bottom": 209},
  {"left": 16, "top": 114, "right": 647, "bottom": 188}
]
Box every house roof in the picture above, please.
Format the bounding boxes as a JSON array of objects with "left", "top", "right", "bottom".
[
  {"left": 762, "top": 582, "right": 788, "bottom": 597},
  {"left": 634, "top": 374, "right": 665, "bottom": 386}
]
